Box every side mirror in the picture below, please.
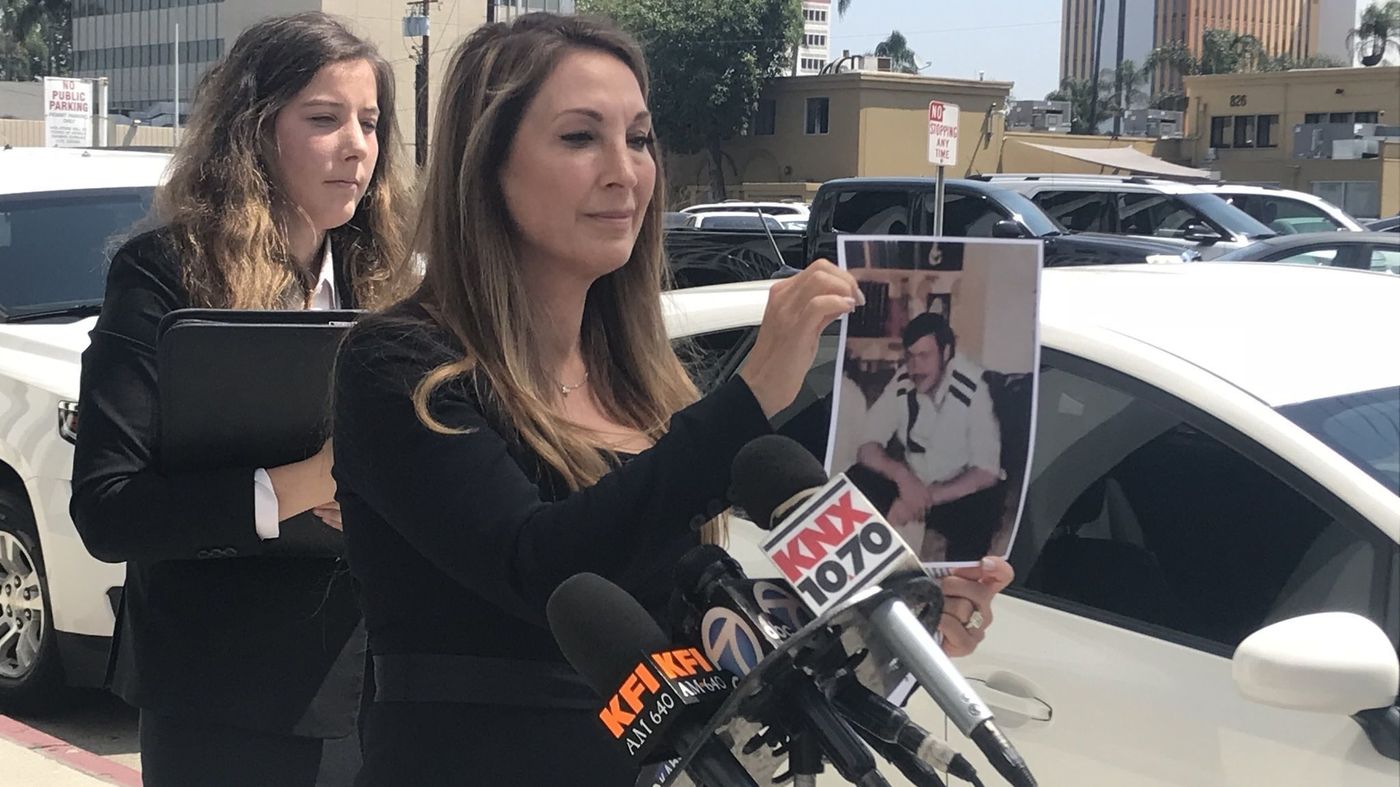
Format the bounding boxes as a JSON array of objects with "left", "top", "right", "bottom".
[
  {"left": 992, "top": 220, "right": 1027, "bottom": 239},
  {"left": 1182, "top": 222, "right": 1225, "bottom": 244},
  {"left": 1233, "top": 612, "right": 1399, "bottom": 715}
]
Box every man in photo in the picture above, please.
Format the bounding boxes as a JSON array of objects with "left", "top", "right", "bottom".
[{"left": 849, "top": 312, "right": 1006, "bottom": 562}]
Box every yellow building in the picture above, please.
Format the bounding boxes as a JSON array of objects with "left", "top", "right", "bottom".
[
  {"left": 665, "top": 69, "right": 1193, "bottom": 208},
  {"left": 1183, "top": 66, "right": 1400, "bottom": 217}
]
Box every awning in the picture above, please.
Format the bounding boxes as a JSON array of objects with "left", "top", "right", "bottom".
[{"left": 1016, "top": 141, "right": 1217, "bottom": 180}]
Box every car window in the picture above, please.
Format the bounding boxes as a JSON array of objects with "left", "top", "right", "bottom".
[
  {"left": 698, "top": 215, "right": 782, "bottom": 231},
  {"left": 0, "top": 187, "right": 152, "bottom": 317},
  {"left": 1369, "top": 248, "right": 1400, "bottom": 274},
  {"left": 1032, "top": 190, "right": 1110, "bottom": 233},
  {"left": 1276, "top": 247, "right": 1341, "bottom": 266},
  {"left": 1116, "top": 193, "right": 1209, "bottom": 239},
  {"left": 922, "top": 192, "right": 1010, "bottom": 236},
  {"left": 830, "top": 190, "right": 912, "bottom": 234},
  {"left": 1227, "top": 194, "right": 1344, "bottom": 234},
  {"left": 676, "top": 327, "right": 756, "bottom": 393},
  {"left": 1011, "top": 355, "right": 1389, "bottom": 650}
]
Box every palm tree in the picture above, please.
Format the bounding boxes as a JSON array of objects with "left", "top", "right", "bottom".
[
  {"left": 1101, "top": 58, "right": 1149, "bottom": 116},
  {"left": 1348, "top": 1, "right": 1400, "bottom": 66},
  {"left": 1146, "top": 28, "right": 1267, "bottom": 78},
  {"left": 1046, "top": 77, "right": 1107, "bottom": 135},
  {"left": 837, "top": 0, "right": 854, "bottom": 15},
  {"left": 873, "top": 30, "right": 920, "bottom": 74}
]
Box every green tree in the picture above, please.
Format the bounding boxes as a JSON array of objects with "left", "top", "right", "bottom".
[
  {"left": 579, "top": 0, "right": 802, "bottom": 199},
  {"left": 0, "top": 0, "right": 70, "bottom": 81},
  {"left": 1045, "top": 77, "right": 1106, "bottom": 135},
  {"left": 1349, "top": 0, "right": 1400, "bottom": 66},
  {"left": 1260, "top": 52, "right": 1348, "bottom": 71},
  {"left": 1145, "top": 29, "right": 1267, "bottom": 80},
  {"left": 873, "top": 30, "right": 919, "bottom": 74}
]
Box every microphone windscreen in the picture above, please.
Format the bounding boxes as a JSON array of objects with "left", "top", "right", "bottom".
[
  {"left": 547, "top": 573, "right": 669, "bottom": 698},
  {"left": 729, "top": 435, "right": 829, "bottom": 529},
  {"left": 673, "top": 544, "right": 738, "bottom": 600}
]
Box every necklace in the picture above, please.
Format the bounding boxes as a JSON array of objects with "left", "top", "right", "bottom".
[{"left": 558, "top": 370, "right": 589, "bottom": 397}]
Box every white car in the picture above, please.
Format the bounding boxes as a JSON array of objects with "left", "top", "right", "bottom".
[
  {"left": 0, "top": 146, "right": 170, "bottom": 709},
  {"left": 680, "top": 200, "right": 811, "bottom": 222},
  {"left": 663, "top": 263, "right": 1399, "bottom": 786},
  {"left": 1198, "top": 183, "right": 1367, "bottom": 234},
  {"left": 683, "top": 211, "right": 787, "bottom": 232}
]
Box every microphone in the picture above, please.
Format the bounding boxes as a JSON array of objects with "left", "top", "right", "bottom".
[
  {"left": 730, "top": 435, "right": 1037, "bottom": 787},
  {"left": 547, "top": 573, "right": 758, "bottom": 787},
  {"left": 673, "top": 545, "right": 892, "bottom": 787}
]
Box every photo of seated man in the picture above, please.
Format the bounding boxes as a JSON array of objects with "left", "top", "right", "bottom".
[
  {"left": 847, "top": 312, "right": 1006, "bottom": 562},
  {"left": 832, "top": 236, "right": 1040, "bottom": 567}
]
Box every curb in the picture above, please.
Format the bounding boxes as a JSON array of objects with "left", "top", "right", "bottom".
[{"left": 0, "top": 715, "right": 142, "bottom": 786}]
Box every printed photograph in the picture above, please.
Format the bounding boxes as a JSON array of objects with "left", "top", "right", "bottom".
[{"left": 830, "top": 236, "right": 1041, "bottom": 568}]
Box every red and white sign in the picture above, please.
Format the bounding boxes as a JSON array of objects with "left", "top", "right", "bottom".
[
  {"left": 43, "top": 77, "right": 93, "bottom": 148},
  {"left": 761, "top": 475, "right": 920, "bottom": 615},
  {"left": 927, "top": 100, "right": 960, "bottom": 167}
]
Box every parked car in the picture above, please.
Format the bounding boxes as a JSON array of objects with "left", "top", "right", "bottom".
[
  {"left": 666, "top": 178, "right": 1201, "bottom": 289},
  {"left": 664, "top": 262, "right": 1399, "bottom": 787},
  {"left": 1197, "top": 183, "right": 1367, "bottom": 233},
  {"left": 663, "top": 211, "right": 695, "bottom": 229},
  {"left": 0, "top": 146, "right": 169, "bottom": 709},
  {"left": 978, "top": 174, "right": 1276, "bottom": 257},
  {"left": 680, "top": 200, "right": 810, "bottom": 221},
  {"left": 1213, "top": 231, "right": 1400, "bottom": 273},
  {"left": 803, "top": 177, "right": 1202, "bottom": 268},
  {"left": 1367, "top": 215, "right": 1399, "bottom": 233},
  {"left": 684, "top": 211, "right": 785, "bottom": 231}
]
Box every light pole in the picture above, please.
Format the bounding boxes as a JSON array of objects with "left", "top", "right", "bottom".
[{"left": 404, "top": 2, "right": 434, "bottom": 167}]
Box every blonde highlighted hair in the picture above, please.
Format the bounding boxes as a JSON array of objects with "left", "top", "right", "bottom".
[
  {"left": 155, "top": 12, "right": 414, "bottom": 310},
  {"left": 409, "top": 13, "right": 722, "bottom": 542}
]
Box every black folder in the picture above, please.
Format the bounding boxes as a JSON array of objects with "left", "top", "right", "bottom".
[{"left": 156, "top": 309, "right": 362, "bottom": 473}]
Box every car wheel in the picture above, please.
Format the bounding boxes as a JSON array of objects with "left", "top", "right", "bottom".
[{"left": 0, "top": 489, "right": 69, "bottom": 712}]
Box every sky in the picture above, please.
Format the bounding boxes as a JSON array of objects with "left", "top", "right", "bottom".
[{"left": 832, "top": 0, "right": 1065, "bottom": 99}]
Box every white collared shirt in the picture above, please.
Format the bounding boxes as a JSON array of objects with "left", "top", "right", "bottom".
[
  {"left": 861, "top": 356, "right": 1003, "bottom": 485},
  {"left": 252, "top": 241, "right": 340, "bottom": 539}
]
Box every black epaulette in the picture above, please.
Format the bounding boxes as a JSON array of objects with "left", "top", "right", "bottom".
[{"left": 948, "top": 368, "right": 978, "bottom": 407}]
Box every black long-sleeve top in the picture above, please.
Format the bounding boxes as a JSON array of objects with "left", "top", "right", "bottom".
[
  {"left": 331, "top": 307, "right": 772, "bottom": 687},
  {"left": 69, "top": 228, "right": 363, "bottom": 737}
]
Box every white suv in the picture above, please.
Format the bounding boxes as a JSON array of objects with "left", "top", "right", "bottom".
[
  {"left": 982, "top": 174, "right": 1276, "bottom": 257},
  {"left": 0, "top": 146, "right": 170, "bottom": 710},
  {"left": 1197, "top": 183, "right": 1367, "bottom": 233},
  {"left": 681, "top": 200, "right": 811, "bottom": 222}
]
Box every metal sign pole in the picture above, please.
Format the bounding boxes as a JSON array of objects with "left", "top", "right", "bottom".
[{"left": 934, "top": 166, "right": 946, "bottom": 236}]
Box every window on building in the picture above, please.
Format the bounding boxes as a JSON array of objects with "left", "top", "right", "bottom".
[
  {"left": 1233, "top": 115, "right": 1256, "bottom": 148},
  {"left": 805, "top": 97, "right": 830, "bottom": 134},
  {"left": 1304, "top": 113, "right": 1325, "bottom": 124},
  {"left": 1329, "top": 112, "right": 1352, "bottom": 124},
  {"left": 804, "top": 34, "right": 827, "bottom": 47},
  {"left": 1355, "top": 111, "right": 1380, "bottom": 123},
  {"left": 1209, "top": 116, "right": 1231, "bottom": 148},
  {"left": 1256, "top": 114, "right": 1278, "bottom": 148},
  {"left": 752, "top": 99, "right": 776, "bottom": 136}
]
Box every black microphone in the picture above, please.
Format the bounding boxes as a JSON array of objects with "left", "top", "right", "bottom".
[
  {"left": 730, "top": 435, "right": 1037, "bottom": 787},
  {"left": 547, "top": 573, "right": 758, "bottom": 787},
  {"left": 673, "top": 545, "right": 892, "bottom": 787}
]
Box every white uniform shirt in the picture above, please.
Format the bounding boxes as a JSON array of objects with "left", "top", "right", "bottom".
[{"left": 862, "top": 356, "right": 1003, "bottom": 485}]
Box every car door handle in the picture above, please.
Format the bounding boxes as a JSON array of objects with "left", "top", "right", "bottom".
[{"left": 968, "top": 675, "right": 1052, "bottom": 723}]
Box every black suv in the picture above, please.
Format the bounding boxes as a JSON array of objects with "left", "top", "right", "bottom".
[{"left": 806, "top": 177, "right": 1201, "bottom": 267}]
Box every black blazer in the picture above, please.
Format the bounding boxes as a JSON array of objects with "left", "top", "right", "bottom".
[
  {"left": 70, "top": 228, "right": 364, "bottom": 737},
  {"left": 331, "top": 309, "right": 773, "bottom": 694}
]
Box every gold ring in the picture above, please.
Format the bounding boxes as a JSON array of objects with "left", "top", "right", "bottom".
[{"left": 965, "top": 610, "right": 985, "bottom": 631}]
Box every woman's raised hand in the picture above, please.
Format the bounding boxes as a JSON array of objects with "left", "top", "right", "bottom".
[{"left": 740, "top": 260, "right": 862, "bottom": 418}]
